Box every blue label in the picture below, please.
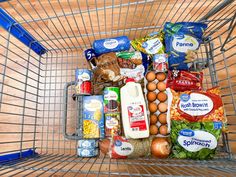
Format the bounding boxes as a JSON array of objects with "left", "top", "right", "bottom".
[
  {"left": 142, "top": 42, "right": 148, "bottom": 48},
  {"left": 106, "top": 116, "right": 111, "bottom": 120},
  {"left": 115, "top": 140, "right": 122, "bottom": 146},
  {"left": 213, "top": 122, "right": 222, "bottom": 130},
  {"left": 179, "top": 129, "right": 195, "bottom": 137},
  {"left": 180, "top": 94, "right": 190, "bottom": 102}
]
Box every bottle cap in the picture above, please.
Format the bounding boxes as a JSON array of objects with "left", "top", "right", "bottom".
[{"left": 126, "top": 78, "right": 135, "bottom": 83}]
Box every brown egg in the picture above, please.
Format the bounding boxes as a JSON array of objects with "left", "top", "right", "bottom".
[
  {"left": 159, "top": 125, "right": 168, "bottom": 135},
  {"left": 158, "top": 114, "right": 167, "bottom": 124},
  {"left": 149, "top": 102, "right": 158, "bottom": 113},
  {"left": 146, "top": 71, "right": 156, "bottom": 82},
  {"left": 158, "top": 103, "right": 167, "bottom": 113},
  {"left": 156, "top": 72, "right": 166, "bottom": 81},
  {"left": 150, "top": 125, "right": 158, "bottom": 135},
  {"left": 150, "top": 114, "right": 158, "bottom": 125},
  {"left": 157, "top": 82, "right": 166, "bottom": 91},
  {"left": 147, "top": 82, "right": 156, "bottom": 91},
  {"left": 156, "top": 92, "right": 167, "bottom": 102},
  {"left": 147, "top": 92, "right": 156, "bottom": 102}
]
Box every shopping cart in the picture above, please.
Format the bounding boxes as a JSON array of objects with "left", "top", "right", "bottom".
[{"left": 0, "top": 0, "right": 235, "bottom": 176}]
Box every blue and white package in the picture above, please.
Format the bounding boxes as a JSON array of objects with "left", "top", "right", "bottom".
[
  {"left": 164, "top": 22, "right": 207, "bottom": 70},
  {"left": 93, "top": 36, "right": 130, "bottom": 54},
  {"left": 77, "top": 147, "right": 99, "bottom": 157},
  {"left": 78, "top": 139, "right": 98, "bottom": 149}
]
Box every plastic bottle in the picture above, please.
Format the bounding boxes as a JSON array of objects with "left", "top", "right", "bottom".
[{"left": 120, "top": 78, "right": 149, "bottom": 139}]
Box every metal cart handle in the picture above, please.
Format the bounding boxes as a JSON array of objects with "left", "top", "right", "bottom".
[{"left": 63, "top": 81, "right": 83, "bottom": 140}]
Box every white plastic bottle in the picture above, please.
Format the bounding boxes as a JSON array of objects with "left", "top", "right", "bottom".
[{"left": 120, "top": 78, "right": 149, "bottom": 139}]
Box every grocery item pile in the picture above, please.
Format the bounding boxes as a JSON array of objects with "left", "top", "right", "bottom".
[{"left": 73, "top": 22, "right": 227, "bottom": 160}]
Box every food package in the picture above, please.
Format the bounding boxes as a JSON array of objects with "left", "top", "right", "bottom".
[
  {"left": 120, "top": 65, "right": 145, "bottom": 82},
  {"left": 105, "top": 113, "right": 121, "bottom": 137},
  {"left": 116, "top": 51, "right": 143, "bottom": 68},
  {"left": 109, "top": 136, "right": 153, "bottom": 159},
  {"left": 93, "top": 52, "right": 123, "bottom": 83},
  {"left": 164, "top": 22, "right": 207, "bottom": 70},
  {"left": 169, "top": 87, "right": 227, "bottom": 159},
  {"left": 83, "top": 95, "right": 105, "bottom": 139},
  {"left": 78, "top": 139, "right": 99, "bottom": 148},
  {"left": 166, "top": 70, "right": 203, "bottom": 91},
  {"left": 93, "top": 36, "right": 130, "bottom": 54},
  {"left": 77, "top": 147, "right": 99, "bottom": 157},
  {"left": 84, "top": 48, "right": 98, "bottom": 69},
  {"left": 144, "top": 71, "right": 171, "bottom": 137},
  {"left": 152, "top": 54, "right": 168, "bottom": 72},
  {"left": 131, "top": 31, "right": 165, "bottom": 55}
]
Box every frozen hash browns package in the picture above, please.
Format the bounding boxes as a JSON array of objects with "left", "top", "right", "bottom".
[
  {"left": 170, "top": 87, "right": 227, "bottom": 160},
  {"left": 164, "top": 22, "right": 207, "bottom": 70}
]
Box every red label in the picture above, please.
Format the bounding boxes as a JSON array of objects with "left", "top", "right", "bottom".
[{"left": 127, "top": 105, "right": 147, "bottom": 131}]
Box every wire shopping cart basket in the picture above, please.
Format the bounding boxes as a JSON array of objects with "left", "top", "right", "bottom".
[{"left": 0, "top": 0, "right": 236, "bottom": 176}]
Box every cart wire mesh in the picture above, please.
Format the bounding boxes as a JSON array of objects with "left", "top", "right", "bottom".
[{"left": 0, "top": 0, "right": 236, "bottom": 176}]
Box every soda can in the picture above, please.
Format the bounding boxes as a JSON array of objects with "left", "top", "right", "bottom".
[{"left": 75, "top": 69, "right": 92, "bottom": 95}]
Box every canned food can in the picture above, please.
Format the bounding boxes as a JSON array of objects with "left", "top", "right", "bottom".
[
  {"left": 75, "top": 69, "right": 92, "bottom": 95},
  {"left": 103, "top": 87, "right": 120, "bottom": 113},
  {"left": 77, "top": 147, "right": 99, "bottom": 157},
  {"left": 105, "top": 113, "right": 121, "bottom": 137},
  {"left": 77, "top": 139, "right": 98, "bottom": 148}
]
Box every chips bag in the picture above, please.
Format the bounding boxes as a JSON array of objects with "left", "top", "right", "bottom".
[
  {"left": 164, "top": 22, "right": 207, "bottom": 70},
  {"left": 169, "top": 87, "right": 227, "bottom": 159},
  {"left": 131, "top": 31, "right": 165, "bottom": 55}
]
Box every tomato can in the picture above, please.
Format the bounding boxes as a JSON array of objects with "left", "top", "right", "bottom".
[{"left": 75, "top": 69, "right": 92, "bottom": 95}]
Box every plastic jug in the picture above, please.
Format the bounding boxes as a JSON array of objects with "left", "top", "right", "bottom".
[{"left": 120, "top": 78, "right": 149, "bottom": 139}]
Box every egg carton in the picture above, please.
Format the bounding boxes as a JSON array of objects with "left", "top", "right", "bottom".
[{"left": 144, "top": 71, "right": 172, "bottom": 137}]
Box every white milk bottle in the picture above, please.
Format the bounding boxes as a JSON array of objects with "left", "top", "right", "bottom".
[{"left": 120, "top": 78, "right": 149, "bottom": 139}]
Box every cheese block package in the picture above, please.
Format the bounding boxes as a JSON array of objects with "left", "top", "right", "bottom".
[{"left": 169, "top": 87, "right": 227, "bottom": 160}]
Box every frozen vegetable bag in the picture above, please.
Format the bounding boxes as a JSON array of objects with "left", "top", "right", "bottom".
[
  {"left": 170, "top": 87, "right": 227, "bottom": 160},
  {"left": 164, "top": 22, "right": 207, "bottom": 70}
]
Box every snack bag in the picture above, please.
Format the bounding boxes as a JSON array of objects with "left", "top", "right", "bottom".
[
  {"left": 167, "top": 70, "right": 203, "bottom": 91},
  {"left": 131, "top": 31, "right": 165, "bottom": 55},
  {"left": 164, "top": 22, "right": 207, "bottom": 70},
  {"left": 170, "top": 87, "right": 227, "bottom": 159}
]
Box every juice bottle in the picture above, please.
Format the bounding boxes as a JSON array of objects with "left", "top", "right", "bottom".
[{"left": 120, "top": 78, "right": 149, "bottom": 139}]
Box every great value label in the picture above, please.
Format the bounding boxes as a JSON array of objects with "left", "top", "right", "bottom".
[{"left": 178, "top": 129, "right": 217, "bottom": 152}]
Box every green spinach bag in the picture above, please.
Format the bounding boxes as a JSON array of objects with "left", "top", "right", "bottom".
[{"left": 169, "top": 87, "right": 227, "bottom": 160}]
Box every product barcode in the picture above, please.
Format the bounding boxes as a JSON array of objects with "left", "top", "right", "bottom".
[{"left": 132, "top": 128, "right": 139, "bottom": 131}]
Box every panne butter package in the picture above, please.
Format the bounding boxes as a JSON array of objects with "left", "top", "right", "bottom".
[{"left": 83, "top": 95, "right": 105, "bottom": 139}]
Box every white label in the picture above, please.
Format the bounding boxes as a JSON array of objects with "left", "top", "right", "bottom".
[
  {"left": 78, "top": 72, "right": 90, "bottom": 81},
  {"left": 84, "top": 99, "right": 102, "bottom": 111},
  {"left": 104, "top": 91, "right": 118, "bottom": 101},
  {"left": 178, "top": 130, "right": 217, "bottom": 152},
  {"left": 172, "top": 35, "right": 199, "bottom": 53},
  {"left": 104, "top": 39, "right": 119, "bottom": 49},
  {"left": 106, "top": 118, "right": 118, "bottom": 129},
  {"left": 179, "top": 93, "right": 213, "bottom": 116},
  {"left": 142, "top": 38, "right": 163, "bottom": 54},
  {"left": 114, "top": 142, "right": 134, "bottom": 156}
]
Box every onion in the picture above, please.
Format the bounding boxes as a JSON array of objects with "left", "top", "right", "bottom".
[
  {"left": 99, "top": 139, "right": 110, "bottom": 154},
  {"left": 151, "top": 137, "right": 170, "bottom": 158}
]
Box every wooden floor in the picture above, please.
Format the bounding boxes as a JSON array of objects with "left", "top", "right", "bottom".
[{"left": 0, "top": 0, "right": 235, "bottom": 162}]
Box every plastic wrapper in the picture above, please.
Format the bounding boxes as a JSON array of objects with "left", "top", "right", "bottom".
[
  {"left": 116, "top": 51, "right": 143, "bottom": 69},
  {"left": 131, "top": 31, "right": 165, "bottom": 55},
  {"left": 108, "top": 136, "right": 154, "bottom": 159},
  {"left": 120, "top": 65, "right": 145, "bottom": 82},
  {"left": 93, "top": 36, "right": 130, "bottom": 54},
  {"left": 164, "top": 22, "right": 207, "bottom": 70},
  {"left": 166, "top": 70, "right": 203, "bottom": 91},
  {"left": 169, "top": 87, "right": 227, "bottom": 159}
]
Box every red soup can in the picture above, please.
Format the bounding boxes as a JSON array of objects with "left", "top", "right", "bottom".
[{"left": 75, "top": 69, "right": 92, "bottom": 95}]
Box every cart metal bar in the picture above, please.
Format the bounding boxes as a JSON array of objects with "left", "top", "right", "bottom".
[{"left": 199, "top": 0, "right": 234, "bottom": 21}]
